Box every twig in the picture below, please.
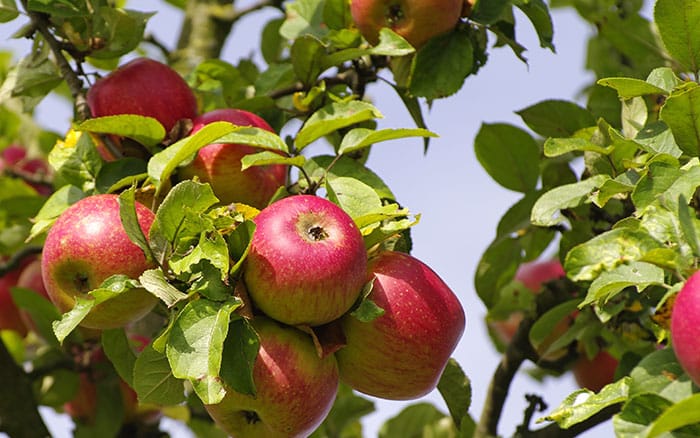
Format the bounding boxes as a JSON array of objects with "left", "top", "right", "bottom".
[{"left": 0, "top": 245, "right": 42, "bottom": 276}]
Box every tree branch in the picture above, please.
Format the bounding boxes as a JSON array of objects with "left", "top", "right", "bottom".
[
  {"left": 516, "top": 404, "right": 621, "bottom": 438},
  {"left": 0, "top": 339, "right": 51, "bottom": 438}
]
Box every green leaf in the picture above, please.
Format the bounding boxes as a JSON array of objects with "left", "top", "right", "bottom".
[
  {"left": 101, "top": 329, "right": 137, "bottom": 387},
  {"left": 379, "top": 403, "right": 452, "bottom": 437},
  {"left": 95, "top": 157, "right": 147, "bottom": 194},
  {"left": 90, "top": 8, "right": 153, "bottom": 59},
  {"left": 77, "top": 115, "right": 165, "bottom": 147},
  {"left": 325, "top": 176, "right": 382, "bottom": 220},
  {"left": 529, "top": 299, "right": 579, "bottom": 356},
  {"left": 291, "top": 35, "right": 324, "bottom": 87},
  {"left": 531, "top": 175, "right": 609, "bottom": 226},
  {"left": 628, "top": 348, "right": 694, "bottom": 402},
  {"left": 302, "top": 155, "right": 394, "bottom": 200},
  {"left": 437, "top": 359, "right": 471, "bottom": 429},
  {"left": 474, "top": 237, "right": 522, "bottom": 308},
  {"left": 279, "top": 0, "right": 328, "bottom": 40},
  {"left": 0, "top": 51, "right": 62, "bottom": 109},
  {"left": 338, "top": 128, "right": 437, "bottom": 155},
  {"left": 612, "top": 393, "right": 674, "bottom": 436},
  {"left": 647, "top": 394, "right": 700, "bottom": 437},
  {"left": 166, "top": 299, "right": 241, "bottom": 404},
  {"left": 49, "top": 129, "right": 103, "bottom": 192},
  {"left": 474, "top": 123, "right": 540, "bottom": 193},
  {"left": 52, "top": 296, "right": 96, "bottom": 343},
  {"left": 517, "top": 100, "right": 595, "bottom": 138},
  {"left": 133, "top": 345, "right": 186, "bottom": 405},
  {"left": 369, "top": 28, "right": 415, "bottom": 56},
  {"left": 513, "top": 0, "right": 554, "bottom": 50},
  {"left": 240, "top": 151, "right": 305, "bottom": 170},
  {"left": 635, "top": 121, "right": 683, "bottom": 158},
  {"left": 118, "top": 188, "right": 154, "bottom": 262},
  {"left": 220, "top": 317, "right": 259, "bottom": 396},
  {"left": 597, "top": 77, "right": 669, "bottom": 99},
  {"left": 409, "top": 28, "right": 474, "bottom": 99},
  {"left": 660, "top": 84, "right": 700, "bottom": 156},
  {"left": 147, "top": 121, "right": 237, "bottom": 191},
  {"left": 350, "top": 298, "right": 385, "bottom": 322},
  {"left": 216, "top": 127, "right": 289, "bottom": 153},
  {"left": 0, "top": 0, "right": 19, "bottom": 22},
  {"left": 678, "top": 194, "right": 700, "bottom": 257},
  {"left": 139, "top": 269, "right": 188, "bottom": 307},
  {"left": 169, "top": 229, "right": 229, "bottom": 280},
  {"left": 295, "top": 101, "right": 383, "bottom": 150},
  {"left": 654, "top": 0, "right": 700, "bottom": 74},
  {"left": 538, "top": 378, "right": 629, "bottom": 429},
  {"left": 564, "top": 228, "right": 665, "bottom": 282},
  {"left": 544, "top": 137, "right": 611, "bottom": 157},
  {"left": 310, "top": 384, "right": 375, "bottom": 438},
  {"left": 582, "top": 261, "right": 666, "bottom": 306},
  {"left": 10, "top": 287, "right": 60, "bottom": 346}
]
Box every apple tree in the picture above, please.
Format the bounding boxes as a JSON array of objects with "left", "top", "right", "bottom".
[{"left": 1, "top": 0, "right": 699, "bottom": 437}]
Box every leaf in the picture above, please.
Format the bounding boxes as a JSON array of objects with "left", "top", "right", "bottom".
[
  {"left": 531, "top": 175, "right": 609, "bottom": 226},
  {"left": 597, "top": 77, "right": 669, "bottom": 99},
  {"left": 147, "top": 121, "right": 238, "bottom": 190},
  {"left": 0, "top": 0, "right": 19, "bottom": 22},
  {"left": 409, "top": 28, "right": 474, "bottom": 99},
  {"left": 102, "top": 329, "right": 137, "bottom": 387},
  {"left": 654, "top": 0, "right": 700, "bottom": 74},
  {"left": 582, "top": 261, "right": 666, "bottom": 306},
  {"left": 678, "top": 194, "right": 700, "bottom": 257},
  {"left": 338, "top": 128, "right": 437, "bottom": 155},
  {"left": 437, "top": 359, "right": 472, "bottom": 429},
  {"left": 240, "top": 151, "right": 305, "bottom": 170},
  {"left": 166, "top": 299, "right": 241, "bottom": 404},
  {"left": 538, "top": 378, "right": 629, "bottom": 429},
  {"left": 350, "top": 298, "right": 385, "bottom": 322},
  {"left": 474, "top": 236, "right": 522, "bottom": 308},
  {"left": 216, "top": 127, "right": 289, "bottom": 153},
  {"left": 118, "top": 188, "right": 154, "bottom": 262},
  {"left": 90, "top": 8, "right": 153, "bottom": 59},
  {"left": 544, "top": 137, "right": 611, "bottom": 157},
  {"left": 95, "top": 157, "right": 147, "bottom": 194},
  {"left": 379, "top": 403, "right": 452, "bottom": 438},
  {"left": 612, "top": 393, "right": 674, "bottom": 436},
  {"left": 291, "top": 35, "right": 324, "bottom": 87},
  {"left": 295, "top": 101, "right": 383, "bottom": 150},
  {"left": 133, "top": 345, "right": 186, "bottom": 405},
  {"left": 513, "top": 0, "right": 554, "bottom": 50},
  {"left": 660, "top": 84, "right": 700, "bottom": 157},
  {"left": 517, "top": 100, "right": 595, "bottom": 138},
  {"left": 220, "top": 317, "right": 259, "bottom": 396},
  {"left": 564, "top": 228, "right": 665, "bottom": 282},
  {"left": 325, "top": 176, "right": 382, "bottom": 220},
  {"left": 369, "top": 28, "right": 415, "bottom": 56},
  {"left": 49, "top": 129, "right": 103, "bottom": 192},
  {"left": 10, "top": 287, "right": 61, "bottom": 347},
  {"left": 139, "top": 269, "right": 188, "bottom": 307},
  {"left": 474, "top": 123, "right": 540, "bottom": 193},
  {"left": 628, "top": 348, "right": 694, "bottom": 402},
  {"left": 279, "top": 0, "right": 328, "bottom": 40},
  {"left": 302, "top": 155, "right": 395, "bottom": 200},
  {"left": 647, "top": 394, "right": 700, "bottom": 437},
  {"left": 77, "top": 115, "right": 165, "bottom": 147},
  {"left": 310, "top": 384, "right": 375, "bottom": 438},
  {"left": 0, "top": 51, "right": 62, "bottom": 109}
]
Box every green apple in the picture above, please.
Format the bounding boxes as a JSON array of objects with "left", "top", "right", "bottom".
[
  {"left": 243, "top": 195, "right": 367, "bottom": 326},
  {"left": 41, "top": 194, "right": 158, "bottom": 329},
  {"left": 178, "top": 108, "right": 287, "bottom": 209},
  {"left": 336, "top": 250, "right": 465, "bottom": 400},
  {"left": 205, "top": 317, "right": 339, "bottom": 437}
]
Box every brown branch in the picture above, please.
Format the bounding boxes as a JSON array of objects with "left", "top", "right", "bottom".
[
  {"left": 516, "top": 404, "right": 621, "bottom": 438},
  {"left": 0, "top": 339, "right": 51, "bottom": 438},
  {"left": 0, "top": 246, "right": 42, "bottom": 276}
]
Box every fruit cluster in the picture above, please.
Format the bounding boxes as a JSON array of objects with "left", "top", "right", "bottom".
[{"left": 14, "top": 58, "right": 467, "bottom": 436}]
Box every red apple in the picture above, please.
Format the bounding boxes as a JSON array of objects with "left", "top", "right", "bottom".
[
  {"left": 488, "top": 259, "right": 567, "bottom": 346},
  {"left": 205, "top": 317, "right": 339, "bottom": 438},
  {"left": 178, "top": 108, "right": 287, "bottom": 208},
  {"left": 671, "top": 270, "right": 700, "bottom": 386},
  {"left": 0, "top": 256, "right": 34, "bottom": 336},
  {"left": 15, "top": 258, "right": 51, "bottom": 334},
  {"left": 335, "top": 250, "right": 466, "bottom": 400},
  {"left": 86, "top": 58, "right": 198, "bottom": 134},
  {"left": 41, "top": 194, "right": 158, "bottom": 329},
  {"left": 1, "top": 144, "right": 52, "bottom": 195},
  {"left": 573, "top": 350, "right": 618, "bottom": 392},
  {"left": 243, "top": 195, "right": 367, "bottom": 326},
  {"left": 350, "top": 0, "right": 463, "bottom": 49}
]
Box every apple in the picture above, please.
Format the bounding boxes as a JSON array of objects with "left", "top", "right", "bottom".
[
  {"left": 335, "top": 250, "right": 466, "bottom": 400},
  {"left": 572, "top": 350, "right": 618, "bottom": 392},
  {"left": 243, "top": 195, "right": 367, "bottom": 326},
  {"left": 1, "top": 144, "right": 52, "bottom": 195},
  {"left": 350, "top": 0, "right": 464, "bottom": 49},
  {"left": 178, "top": 108, "right": 287, "bottom": 208},
  {"left": 0, "top": 256, "right": 34, "bottom": 336},
  {"left": 671, "top": 270, "right": 700, "bottom": 386},
  {"left": 488, "top": 259, "right": 567, "bottom": 347},
  {"left": 41, "top": 194, "right": 158, "bottom": 330},
  {"left": 205, "top": 317, "right": 339, "bottom": 438},
  {"left": 16, "top": 258, "right": 52, "bottom": 334},
  {"left": 86, "top": 58, "right": 198, "bottom": 135}
]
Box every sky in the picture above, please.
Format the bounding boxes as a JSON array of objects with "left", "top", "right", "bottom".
[{"left": 0, "top": 0, "right": 624, "bottom": 436}]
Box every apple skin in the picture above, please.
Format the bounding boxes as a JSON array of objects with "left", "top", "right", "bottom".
[
  {"left": 488, "top": 259, "right": 567, "bottom": 346},
  {"left": 671, "top": 270, "right": 700, "bottom": 386},
  {"left": 335, "top": 250, "right": 466, "bottom": 400},
  {"left": 205, "top": 317, "right": 339, "bottom": 438},
  {"left": 41, "top": 194, "right": 158, "bottom": 330},
  {"left": 243, "top": 195, "right": 367, "bottom": 326},
  {"left": 86, "top": 58, "right": 198, "bottom": 134},
  {"left": 350, "top": 0, "right": 463, "bottom": 49},
  {"left": 178, "top": 108, "right": 287, "bottom": 208},
  {"left": 0, "top": 257, "right": 34, "bottom": 336},
  {"left": 16, "top": 258, "right": 51, "bottom": 334},
  {"left": 572, "top": 350, "right": 618, "bottom": 392}
]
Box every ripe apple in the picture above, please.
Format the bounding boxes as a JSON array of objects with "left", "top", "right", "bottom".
[
  {"left": 350, "top": 0, "right": 464, "bottom": 49},
  {"left": 671, "top": 270, "right": 700, "bottom": 386},
  {"left": 16, "top": 258, "right": 52, "bottom": 334},
  {"left": 41, "top": 194, "right": 158, "bottom": 330},
  {"left": 205, "top": 317, "right": 339, "bottom": 437},
  {"left": 335, "top": 250, "right": 466, "bottom": 400},
  {"left": 572, "top": 350, "right": 618, "bottom": 392},
  {"left": 86, "top": 58, "right": 198, "bottom": 135},
  {"left": 178, "top": 108, "right": 287, "bottom": 208},
  {"left": 488, "top": 259, "right": 567, "bottom": 346},
  {"left": 243, "top": 195, "right": 367, "bottom": 326},
  {"left": 0, "top": 256, "right": 34, "bottom": 336}
]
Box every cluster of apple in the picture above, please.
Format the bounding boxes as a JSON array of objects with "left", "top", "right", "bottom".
[
  {"left": 487, "top": 259, "right": 619, "bottom": 393},
  {"left": 31, "top": 57, "right": 467, "bottom": 436}
]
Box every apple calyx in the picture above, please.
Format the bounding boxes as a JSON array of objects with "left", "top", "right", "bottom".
[
  {"left": 297, "top": 214, "right": 331, "bottom": 242},
  {"left": 386, "top": 4, "right": 406, "bottom": 27}
]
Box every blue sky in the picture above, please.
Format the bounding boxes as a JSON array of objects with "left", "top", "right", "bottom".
[{"left": 0, "top": 1, "right": 626, "bottom": 436}]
